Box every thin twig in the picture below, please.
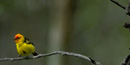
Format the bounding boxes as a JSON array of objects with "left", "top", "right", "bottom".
[
  {"left": 110, "top": 0, "right": 130, "bottom": 64},
  {"left": 110, "top": 0, "right": 126, "bottom": 9},
  {"left": 123, "top": 22, "right": 130, "bottom": 31},
  {"left": 0, "top": 51, "right": 101, "bottom": 65},
  {"left": 126, "top": 0, "right": 130, "bottom": 16},
  {"left": 121, "top": 54, "right": 130, "bottom": 65},
  {"left": 110, "top": 0, "right": 130, "bottom": 16},
  {"left": 121, "top": 49, "right": 130, "bottom": 65}
]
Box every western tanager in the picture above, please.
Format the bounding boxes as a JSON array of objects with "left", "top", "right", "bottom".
[{"left": 14, "top": 33, "right": 38, "bottom": 57}]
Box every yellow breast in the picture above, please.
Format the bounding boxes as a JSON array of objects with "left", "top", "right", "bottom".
[{"left": 16, "top": 43, "right": 35, "bottom": 56}]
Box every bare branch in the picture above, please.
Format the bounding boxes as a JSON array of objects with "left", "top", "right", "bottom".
[
  {"left": 110, "top": 0, "right": 126, "bottom": 10},
  {"left": 121, "top": 54, "right": 130, "bottom": 65},
  {"left": 0, "top": 51, "right": 101, "bottom": 65},
  {"left": 110, "top": 0, "right": 130, "bottom": 16},
  {"left": 123, "top": 22, "right": 130, "bottom": 31},
  {"left": 126, "top": 0, "right": 130, "bottom": 16}
]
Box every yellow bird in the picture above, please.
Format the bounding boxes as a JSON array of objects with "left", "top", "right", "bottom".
[{"left": 14, "top": 33, "right": 38, "bottom": 57}]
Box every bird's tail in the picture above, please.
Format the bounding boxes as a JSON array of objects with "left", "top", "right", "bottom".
[{"left": 32, "top": 52, "right": 38, "bottom": 56}]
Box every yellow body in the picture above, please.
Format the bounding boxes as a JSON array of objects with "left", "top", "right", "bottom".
[
  {"left": 16, "top": 42, "right": 35, "bottom": 56},
  {"left": 14, "top": 34, "right": 36, "bottom": 56}
]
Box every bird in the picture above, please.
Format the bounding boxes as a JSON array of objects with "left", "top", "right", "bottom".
[{"left": 14, "top": 33, "right": 38, "bottom": 57}]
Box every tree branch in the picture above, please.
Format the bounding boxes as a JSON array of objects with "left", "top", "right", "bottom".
[
  {"left": 110, "top": 0, "right": 126, "bottom": 10},
  {"left": 120, "top": 49, "right": 130, "bottom": 65},
  {"left": 0, "top": 51, "right": 101, "bottom": 65},
  {"left": 110, "top": 0, "right": 130, "bottom": 28},
  {"left": 121, "top": 54, "right": 130, "bottom": 65},
  {"left": 126, "top": 0, "right": 130, "bottom": 16},
  {"left": 123, "top": 22, "right": 130, "bottom": 31}
]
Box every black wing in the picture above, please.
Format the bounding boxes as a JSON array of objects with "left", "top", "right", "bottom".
[{"left": 24, "top": 38, "right": 34, "bottom": 45}]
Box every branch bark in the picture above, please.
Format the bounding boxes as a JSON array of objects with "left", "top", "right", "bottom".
[
  {"left": 110, "top": 0, "right": 130, "bottom": 16},
  {"left": 110, "top": 1, "right": 130, "bottom": 65},
  {"left": 110, "top": 0, "right": 126, "bottom": 10},
  {"left": 121, "top": 54, "right": 130, "bottom": 65},
  {"left": 0, "top": 51, "right": 101, "bottom": 65},
  {"left": 110, "top": 0, "right": 130, "bottom": 29}
]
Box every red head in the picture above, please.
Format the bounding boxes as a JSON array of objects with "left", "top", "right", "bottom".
[{"left": 14, "top": 33, "right": 24, "bottom": 43}]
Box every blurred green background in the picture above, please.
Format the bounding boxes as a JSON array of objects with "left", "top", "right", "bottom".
[{"left": 0, "top": 0, "right": 130, "bottom": 65}]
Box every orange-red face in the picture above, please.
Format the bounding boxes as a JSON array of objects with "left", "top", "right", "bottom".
[{"left": 14, "top": 34, "right": 24, "bottom": 43}]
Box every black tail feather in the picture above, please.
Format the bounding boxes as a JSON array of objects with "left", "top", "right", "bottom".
[{"left": 32, "top": 52, "right": 38, "bottom": 56}]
